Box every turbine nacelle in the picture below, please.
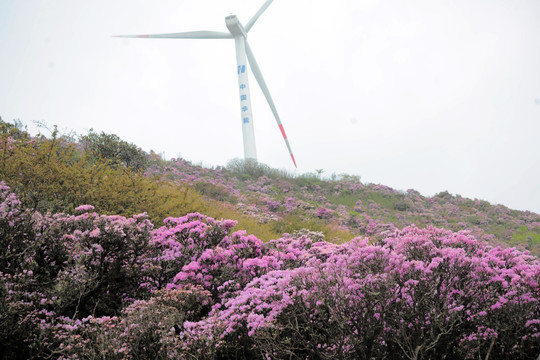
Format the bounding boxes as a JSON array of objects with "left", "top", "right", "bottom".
[{"left": 225, "top": 15, "right": 247, "bottom": 37}]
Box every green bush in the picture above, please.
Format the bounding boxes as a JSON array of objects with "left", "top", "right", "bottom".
[
  {"left": 193, "top": 181, "right": 238, "bottom": 203},
  {"left": 225, "top": 158, "right": 293, "bottom": 180},
  {"left": 80, "top": 129, "right": 149, "bottom": 171},
  {"left": 0, "top": 126, "right": 208, "bottom": 223}
]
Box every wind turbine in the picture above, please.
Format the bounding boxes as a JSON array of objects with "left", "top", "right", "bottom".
[{"left": 115, "top": 0, "right": 297, "bottom": 167}]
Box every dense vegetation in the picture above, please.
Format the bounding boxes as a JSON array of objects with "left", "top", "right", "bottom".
[
  {"left": 1, "top": 118, "right": 538, "bottom": 253},
  {"left": 0, "top": 118, "right": 539, "bottom": 359},
  {"left": 149, "top": 151, "right": 540, "bottom": 256}
]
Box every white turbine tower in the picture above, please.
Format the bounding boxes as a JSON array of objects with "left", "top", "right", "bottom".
[{"left": 115, "top": 0, "right": 297, "bottom": 167}]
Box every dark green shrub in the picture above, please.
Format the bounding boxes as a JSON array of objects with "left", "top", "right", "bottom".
[{"left": 80, "top": 129, "right": 149, "bottom": 171}]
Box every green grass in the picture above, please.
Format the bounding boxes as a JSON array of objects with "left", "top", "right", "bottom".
[
  {"left": 269, "top": 214, "right": 355, "bottom": 243},
  {"left": 327, "top": 193, "right": 359, "bottom": 208},
  {"left": 362, "top": 192, "right": 400, "bottom": 210},
  {"left": 511, "top": 226, "right": 540, "bottom": 248}
]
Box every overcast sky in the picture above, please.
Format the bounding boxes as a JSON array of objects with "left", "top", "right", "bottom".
[{"left": 0, "top": 0, "right": 539, "bottom": 213}]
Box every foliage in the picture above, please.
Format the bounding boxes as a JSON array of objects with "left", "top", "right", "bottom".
[
  {"left": 226, "top": 158, "right": 294, "bottom": 180},
  {"left": 4, "top": 118, "right": 540, "bottom": 256},
  {"left": 0, "top": 125, "right": 209, "bottom": 223},
  {"left": 1, "top": 118, "right": 540, "bottom": 358},
  {"left": 2, "top": 182, "right": 538, "bottom": 359},
  {"left": 270, "top": 214, "right": 353, "bottom": 244},
  {"left": 140, "top": 133, "right": 539, "bottom": 254},
  {"left": 193, "top": 181, "right": 238, "bottom": 203},
  {"left": 0, "top": 129, "right": 284, "bottom": 241},
  {"left": 79, "top": 129, "right": 149, "bottom": 171},
  {"left": 327, "top": 192, "right": 359, "bottom": 208},
  {"left": 512, "top": 226, "right": 540, "bottom": 249}
]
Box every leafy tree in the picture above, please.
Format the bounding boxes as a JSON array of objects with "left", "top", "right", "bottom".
[{"left": 80, "top": 129, "right": 149, "bottom": 171}]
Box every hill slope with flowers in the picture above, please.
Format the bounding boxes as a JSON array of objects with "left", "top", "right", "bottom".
[
  {"left": 1, "top": 185, "right": 539, "bottom": 359},
  {"left": 1, "top": 118, "right": 538, "bottom": 255},
  {"left": 0, "top": 119, "right": 539, "bottom": 359},
  {"left": 148, "top": 156, "right": 540, "bottom": 257}
]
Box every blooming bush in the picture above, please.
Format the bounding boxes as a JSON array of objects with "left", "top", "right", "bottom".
[
  {"left": 148, "top": 213, "right": 238, "bottom": 291},
  {"left": 316, "top": 207, "right": 334, "bottom": 219},
  {"left": 0, "top": 183, "right": 156, "bottom": 358},
  {"left": 196, "top": 227, "right": 540, "bottom": 359},
  {"left": 1, "top": 182, "right": 539, "bottom": 359},
  {"left": 156, "top": 155, "right": 540, "bottom": 254},
  {"left": 40, "top": 286, "right": 213, "bottom": 360}
]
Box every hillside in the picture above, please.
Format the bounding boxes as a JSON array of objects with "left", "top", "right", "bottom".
[
  {"left": 1, "top": 119, "right": 539, "bottom": 255},
  {"left": 1, "top": 120, "right": 539, "bottom": 359},
  {"left": 148, "top": 154, "right": 540, "bottom": 256}
]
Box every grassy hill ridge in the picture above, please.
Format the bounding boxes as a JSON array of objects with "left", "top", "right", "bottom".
[
  {"left": 1, "top": 118, "right": 538, "bottom": 254},
  {"left": 148, "top": 154, "right": 540, "bottom": 255}
]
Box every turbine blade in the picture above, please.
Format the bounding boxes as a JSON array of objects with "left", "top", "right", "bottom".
[
  {"left": 245, "top": 40, "right": 297, "bottom": 168},
  {"left": 245, "top": 0, "right": 273, "bottom": 33},
  {"left": 113, "top": 31, "right": 232, "bottom": 39}
]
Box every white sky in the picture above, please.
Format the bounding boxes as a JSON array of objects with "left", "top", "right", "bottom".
[{"left": 0, "top": 0, "right": 539, "bottom": 213}]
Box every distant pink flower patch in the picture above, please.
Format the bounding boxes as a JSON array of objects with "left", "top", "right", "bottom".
[
  {"left": 75, "top": 205, "right": 95, "bottom": 213},
  {"left": 316, "top": 207, "right": 334, "bottom": 219},
  {"left": 267, "top": 200, "right": 280, "bottom": 212}
]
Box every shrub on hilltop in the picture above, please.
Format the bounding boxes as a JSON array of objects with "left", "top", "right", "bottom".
[
  {"left": 226, "top": 158, "right": 294, "bottom": 181},
  {"left": 0, "top": 121, "right": 209, "bottom": 223},
  {"left": 3, "top": 118, "right": 539, "bottom": 253},
  {"left": 80, "top": 129, "right": 149, "bottom": 171}
]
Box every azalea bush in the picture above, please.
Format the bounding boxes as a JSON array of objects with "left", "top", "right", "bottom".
[
  {"left": 38, "top": 286, "right": 213, "bottom": 360},
  {"left": 0, "top": 186, "right": 157, "bottom": 358},
  {"left": 4, "top": 118, "right": 540, "bottom": 255},
  {"left": 1, "top": 182, "right": 539, "bottom": 359},
  {"left": 190, "top": 228, "right": 539, "bottom": 359}
]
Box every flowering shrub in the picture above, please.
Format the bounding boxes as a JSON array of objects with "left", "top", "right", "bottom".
[
  {"left": 153, "top": 154, "right": 540, "bottom": 254},
  {"left": 171, "top": 230, "right": 279, "bottom": 300},
  {"left": 0, "top": 183, "right": 156, "bottom": 358},
  {"left": 3, "top": 121, "right": 539, "bottom": 254},
  {"left": 40, "top": 287, "right": 212, "bottom": 360},
  {"left": 196, "top": 227, "right": 540, "bottom": 359},
  {"left": 148, "top": 213, "right": 237, "bottom": 291},
  {"left": 316, "top": 206, "right": 334, "bottom": 219},
  {"left": 266, "top": 200, "right": 280, "bottom": 212},
  {"left": 1, "top": 182, "right": 539, "bottom": 359}
]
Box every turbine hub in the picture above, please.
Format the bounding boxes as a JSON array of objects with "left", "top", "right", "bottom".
[{"left": 225, "top": 15, "right": 246, "bottom": 37}]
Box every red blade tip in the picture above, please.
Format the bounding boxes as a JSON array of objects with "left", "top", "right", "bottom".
[{"left": 278, "top": 124, "right": 287, "bottom": 139}]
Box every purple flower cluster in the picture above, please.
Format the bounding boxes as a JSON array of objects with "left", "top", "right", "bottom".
[
  {"left": 1, "top": 182, "right": 539, "bottom": 359},
  {"left": 145, "top": 157, "right": 540, "bottom": 255},
  {"left": 315, "top": 206, "right": 334, "bottom": 219}
]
